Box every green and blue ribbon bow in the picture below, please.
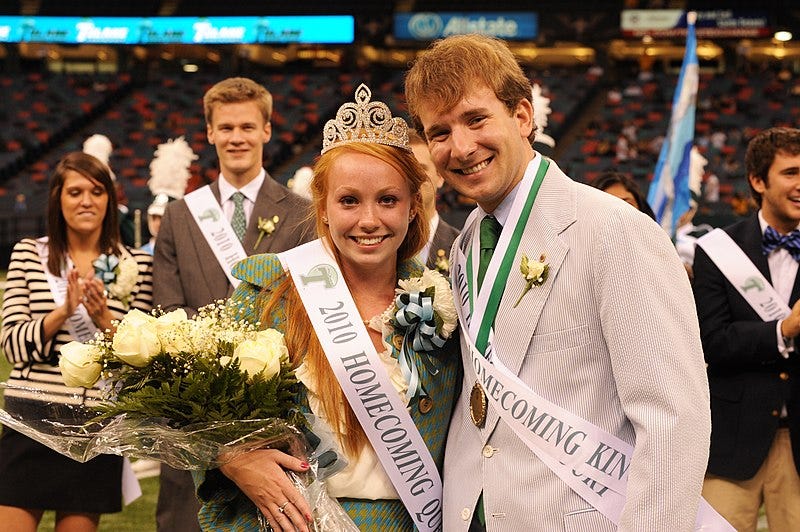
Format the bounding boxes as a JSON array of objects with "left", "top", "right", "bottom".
[
  {"left": 92, "top": 253, "right": 119, "bottom": 290},
  {"left": 392, "top": 289, "right": 445, "bottom": 402}
]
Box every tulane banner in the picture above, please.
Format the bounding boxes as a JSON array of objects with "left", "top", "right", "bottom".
[
  {"left": 0, "top": 16, "right": 354, "bottom": 44},
  {"left": 647, "top": 12, "right": 698, "bottom": 237}
]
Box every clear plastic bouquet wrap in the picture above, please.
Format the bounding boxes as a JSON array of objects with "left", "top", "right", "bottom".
[{"left": 0, "top": 302, "right": 358, "bottom": 531}]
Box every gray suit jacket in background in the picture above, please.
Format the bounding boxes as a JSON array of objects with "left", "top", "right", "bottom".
[
  {"left": 153, "top": 174, "right": 314, "bottom": 314},
  {"left": 442, "top": 160, "right": 711, "bottom": 531},
  {"left": 425, "top": 217, "right": 460, "bottom": 271}
]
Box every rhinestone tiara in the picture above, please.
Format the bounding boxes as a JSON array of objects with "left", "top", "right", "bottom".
[{"left": 321, "top": 83, "right": 411, "bottom": 155}]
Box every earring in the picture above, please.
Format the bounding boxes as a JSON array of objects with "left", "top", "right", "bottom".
[{"left": 322, "top": 216, "right": 328, "bottom": 224}]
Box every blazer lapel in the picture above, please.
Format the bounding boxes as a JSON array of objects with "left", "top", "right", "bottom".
[
  {"left": 187, "top": 181, "right": 231, "bottom": 297},
  {"left": 481, "top": 160, "right": 576, "bottom": 440},
  {"left": 245, "top": 175, "right": 293, "bottom": 254},
  {"left": 740, "top": 215, "right": 771, "bottom": 283},
  {"left": 494, "top": 161, "right": 575, "bottom": 376}
]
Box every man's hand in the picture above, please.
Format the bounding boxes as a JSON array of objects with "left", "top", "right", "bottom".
[{"left": 781, "top": 299, "right": 800, "bottom": 338}]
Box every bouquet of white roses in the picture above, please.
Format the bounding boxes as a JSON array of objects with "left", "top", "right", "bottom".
[
  {"left": 0, "top": 301, "right": 358, "bottom": 531},
  {"left": 56, "top": 302, "right": 305, "bottom": 445}
]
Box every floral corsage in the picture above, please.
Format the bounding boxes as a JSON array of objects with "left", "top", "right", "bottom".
[
  {"left": 254, "top": 215, "right": 280, "bottom": 250},
  {"left": 513, "top": 254, "right": 549, "bottom": 308},
  {"left": 381, "top": 268, "right": 457, "bottom": 401},
  {"left": 93, "top": 253, "right": 138, "bottom": 308}
]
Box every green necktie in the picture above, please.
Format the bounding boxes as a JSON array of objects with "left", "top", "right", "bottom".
[
  {"left": 474, "top": 216, "right": 501, "bottom": 530},
  {"left": 477, "top": 215, "right": 502, "bottom": 291},
  {"left": 231, "top": 191, "right": 246, "bottom": 242}
]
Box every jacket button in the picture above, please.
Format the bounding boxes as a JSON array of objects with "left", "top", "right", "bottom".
[
  {"left": 779, "top": 372, "right": 790, "bottom": 381},
  {"left": 419, "top": 396, "right": 433, "bottom": 414},
  {"left": 482, "top": 444, "right": 495, "bottom": 458},
  {"left": 461, "top": 508, "right": 471, "bottom": 521}
]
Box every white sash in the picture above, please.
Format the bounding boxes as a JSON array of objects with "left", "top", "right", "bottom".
[
  {"left": 35, "top": 238, "right": 142, "bottom": 505},
  {"left": 36, "top": 238, "right": 97, "bottom": 342},
  {"left": 279, "top": 239, "right": 443, "bottom": 532},
  {"left": 451, "top": 201, "right": 732, "bottom": 529},
  {"left": 184, "top": 185, "right": 246, "bottom": 288},
  {"left": 696, "top": 228, "right": 790, "bottom": 320}
]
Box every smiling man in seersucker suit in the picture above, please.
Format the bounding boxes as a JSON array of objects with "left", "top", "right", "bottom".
[
  {"left": 153, "top": 77, "right": 313, "bottom": 532},
  {"left": 693, "top": 127, "right": 800, "bottom": 531},
  {"left": 405, "top": 34, "right": 711, "bottom": 531}
]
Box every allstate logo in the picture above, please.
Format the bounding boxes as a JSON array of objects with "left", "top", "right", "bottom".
[{"left": 408, "top": 13, "right": 443, "bottom": 39}]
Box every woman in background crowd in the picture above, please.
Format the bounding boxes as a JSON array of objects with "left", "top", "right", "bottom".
[
  {"left": 0, "top": 152, "right": 153, "bottom": 532},
  {"left": 593, "top": 170, "right": 657, "bottom": 220}
]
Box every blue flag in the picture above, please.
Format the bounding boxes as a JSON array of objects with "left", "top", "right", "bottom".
[{"left": 647, "top": 14, "right": 698, "bottom": 237}]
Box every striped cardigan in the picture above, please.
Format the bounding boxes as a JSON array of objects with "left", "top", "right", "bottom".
[{"left": 1, "top": 238, "right": 153, "bottom": 410}]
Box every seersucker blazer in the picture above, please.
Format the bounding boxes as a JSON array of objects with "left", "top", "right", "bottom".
[{"left": 442, "top": 159, "right": 711, "bottom": 531}]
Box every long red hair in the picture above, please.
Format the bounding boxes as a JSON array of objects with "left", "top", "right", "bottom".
[{"left": 261, "top": 142, "right": 429, "bottom": 456}]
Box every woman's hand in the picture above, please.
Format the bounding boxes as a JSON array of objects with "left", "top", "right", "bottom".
[
  {"left": 44, "top": 269, "right": 84, "bottom": 341},
  {"left": 65, "top": 269, "right": 83, "bottom": 315},
  {"left": 220, "top": 449, "right": 313, "bottom": 531},
  {"left": 81, "top": 273, "right": 115, "bottom": 332}
]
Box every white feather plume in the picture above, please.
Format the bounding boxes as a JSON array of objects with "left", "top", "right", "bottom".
[
  {"left": 147, "top": 136, "right": 198, "bottom": 201},
  {"left": 288, "top": 166, "right": 313, "bottom": 200},
  {"left": 83, "top": 134, "right": 115, "bottom": 179}
]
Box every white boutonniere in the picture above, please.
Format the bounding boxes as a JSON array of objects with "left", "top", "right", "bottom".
[
  {"left": 434, "top": 249, "right": 450, "bottom": 274},
  {"left": 93, "top": 253, "right": 138, "bottom": 309},
  {"left": 254, "top": 215, "right": 279, "bottom": 250},
  {"left": 513, "top": 254, "right": 548, "bottom": 308}
]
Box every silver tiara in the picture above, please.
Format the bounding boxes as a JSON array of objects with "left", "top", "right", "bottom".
[{"left": 321, "top": 83, "right": 411, "bottom": 155}]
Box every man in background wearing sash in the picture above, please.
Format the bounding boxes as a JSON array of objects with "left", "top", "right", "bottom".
[
  {"left": 152, "top": 77, "right": 313, "bottom": 532},
  {"left": 693, "top": 127, "right": 800, "bottom": 531},
  {"left": 405, "top": 34, "right": 711, "bottom": 531}
]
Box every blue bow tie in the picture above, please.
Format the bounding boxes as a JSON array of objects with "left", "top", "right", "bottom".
[{"left": 763, "top": 226, "right": 800, "bottom": 261}]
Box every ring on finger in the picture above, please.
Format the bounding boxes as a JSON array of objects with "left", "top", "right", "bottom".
[{"left": 278, "top": 501, "right": 290, "bottom": 513}]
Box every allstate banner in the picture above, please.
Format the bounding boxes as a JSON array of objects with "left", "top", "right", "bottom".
[
  {"left": 394, "top": 12, "right": 537, "bottom": 41},
  {"left": 647, "top": 12, "right": 698, "bottom": 238}
]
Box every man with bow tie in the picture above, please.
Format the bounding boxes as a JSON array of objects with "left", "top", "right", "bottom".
[{"left": 694, "top": 127, "right": 800, "bottom": 531}]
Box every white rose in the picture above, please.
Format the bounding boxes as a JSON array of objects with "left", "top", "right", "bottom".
[
  {"left": 112, "top": 309, "right": 161, "bottom": 367},
  {"left": 526, "top": 260, "right": 546, "bottom": 281},
  {"left": 231, "top": 328, "right": 287, "bottom": 380},
  {"left": 59, "top": 341, "right": 103, "bottom": 388},
  {"left": 156, "top": 309, "right": 192, "bottom": 355}
]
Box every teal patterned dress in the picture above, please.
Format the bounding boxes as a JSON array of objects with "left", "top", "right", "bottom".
[{"left": 195, "top": 253, "right": 462, "bottom": 531}]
